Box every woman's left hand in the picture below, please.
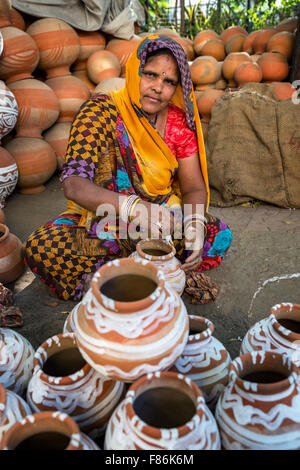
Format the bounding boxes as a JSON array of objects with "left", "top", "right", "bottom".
[{"left": 181, "top": 249, "right": 203, "bottom": 272}]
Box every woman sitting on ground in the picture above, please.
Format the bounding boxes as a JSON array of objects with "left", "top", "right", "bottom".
[{"left": 23, "top": 34, "right": 232, "bottom": 301}]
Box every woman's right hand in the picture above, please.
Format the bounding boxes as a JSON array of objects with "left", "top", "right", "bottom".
[{"left": 130, "top": 200, "right": 174, "bottom": 239}]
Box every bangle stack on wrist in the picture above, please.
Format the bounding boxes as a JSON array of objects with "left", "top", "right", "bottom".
[
  {"left": 120, "top": 195, "right": 141, "bottom": 223},
  {"left": 184, "top": 213, "right": 208, "bottom": 238}
]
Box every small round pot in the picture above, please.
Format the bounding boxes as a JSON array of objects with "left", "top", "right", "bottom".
[
  {"left": 190, "top": 56, "right": 221, "bottom": 87},
  {"left": 130, "top": 238, "right": 186, "bottom": 296},
  {"left": 0, "top": 411, "right": 100, "bottom": 450},
  {"left": 104, "top": 371, "right": 221, "bottom": 450},
  {"left": 87, "top": 50, "right": 121, "bottom": 85},
  {"left": 0, "top": 224, "right": 24, "bottom": 283},
  {"left": 0, "top": 80, "right": 18, "bottom": 143},
  {"left": 193, "top": 29, "right": 219, "bottom": 56}
]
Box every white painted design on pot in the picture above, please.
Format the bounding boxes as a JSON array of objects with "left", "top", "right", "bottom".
[
  {"left": 0, "top": 389, "right": 31, "bottom": 441},
  {"left": 0, "top": 164, "right": 18, "bottom": 208},
  {"left": 0, "top": 86, "right": 18, "bottom": 140},
  {"left": 0, "top": 328, "right": 35, "bottom": 396}
]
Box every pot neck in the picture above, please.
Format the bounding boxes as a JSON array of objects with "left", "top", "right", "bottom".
[{"left": 269, "top": 303, "right": 300, "bottom": 342}]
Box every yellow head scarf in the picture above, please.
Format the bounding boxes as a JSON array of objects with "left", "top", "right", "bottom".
[{"left": 111, "top": 34, "right": 210, "bottom": 210}]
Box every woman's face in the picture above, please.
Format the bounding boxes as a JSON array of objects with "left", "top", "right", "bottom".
[{"left": 139, "top": 53, "right": 179, "bottom": 118}]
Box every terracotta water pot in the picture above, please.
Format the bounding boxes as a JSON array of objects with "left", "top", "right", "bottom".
[
  {"left": 193, "top": 29, "right": 219, "bottom": 56},
  {"left": 215, "top": 351, "right": 300, "bottom": 449},
  {"left": 266, "top": 31, "right": 294, "bottom": 61},
  {"left": 73, "top": 257, "right": 189, "bottom": 382},
  {"left": 0, "top": 26, "right": 39, "bottom": 83},
  {"left": 257, "top": 52, "right": 289, "bottom": 82},
  {"left": 270, "top": 81, "right": 296, "bottom": 101},
  {"left": 0, "top": 224, "right": 24, "bottom": 283},
  {"left": 197, "top": 88, "right": 225, "bottom": 120},
  {"left": 72, "top": 30, "right": 106, "bottom": 71},
  {"left": 26, "top": 18, "right": 80, "bottom": 79},
  {"left": 234, "top": 61, "right": 263, "bottom": 86},
  {"left": 0, "top": 80, "right": 18, "bottom": 144},
  {"left": 242, "top": 30, "right": 261, "bottom": 54},
  {"left": 0, "top": 383, "right": 31, "bottom": 442},
  {"left": 220, "top": 26, "right": 247, "bottom": 44},
  {"left": 129, "top": 238, "right": 186, "bottom": 296},
  {"left": 8, "top": 78, "right": 59, "bottom": 139},
  {"left": 0, "top": 146, "right": 18, "bottom": 208},
  {"left": 10, "top": 8, "right": 25, "bottom": 31},
  {"left": 94, "top": 77, "right": 125, "bottom": 94},
  {"left": 0, "top": 327, "right": 34, "bottom": 395},
  {"left": 26, "top": 332, "right": 125, "bottom": 439},
  {"left": 87, "top": 49, "right": 121, "bottom": 85},
  {"left": 275, "top": 17, "right": 298, "bottom": 33},
  {"left": 176, "top": 36, "right": 195, "bottom": 61},
  {"left": 240, "top": 303, "right": 300, "bottom": 367},
  {"left": 72, "top": 69, "right": 95, "bottom": 92},
  {"left": 197, "top": 38, "right": 225, "bottom": 61},
  {"left": 5, "top": 137, "right": 57, "bottom": 194},
  {"left": 222, "top": 52, "right": 252, "bottom": 87},
  {"left": 170, "top": 316, "right": 231, "bottom": 411},
  {"left": 0, "top": 0, "right": 13, "bottom": 28},
  {"left": 104, "top": 371, "right": 221, "bottom": 450},
  {"left": 252, "top": 28, "right": 277, "bottom": 54},
  {"left": 225, "top": 33, "right": 246, "bottom": 54},
  {"left": 43, "top": 121, "right": 72, "bottom": 170},
  {"left": 45, "top": 75, "right": 90, "bottom": 123},
  {"left": 106, "top": 36, "right": 142, "bottom": 77},
  {"left": 190, "top": 56, "right": 221, "bottom": 87},
  {"left": 0, "top": 411, "right": 100, "bottom": 450}
]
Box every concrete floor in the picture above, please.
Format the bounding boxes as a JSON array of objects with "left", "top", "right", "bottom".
[{"left": 3, "top": 172, "right": 300, "bottom": 359}]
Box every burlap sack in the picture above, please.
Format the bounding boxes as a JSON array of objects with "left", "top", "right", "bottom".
[{"left": 206, "top": 83, "right": 300, "bottom": 208}]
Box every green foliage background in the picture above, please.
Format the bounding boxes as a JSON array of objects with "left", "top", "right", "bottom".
[{"left": 139, "top": 0, "right": 298, "bottom": 39}]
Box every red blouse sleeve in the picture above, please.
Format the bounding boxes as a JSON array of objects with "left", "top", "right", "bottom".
[{"left": 164, "top": 104, "right": 198, "bottom": 159}]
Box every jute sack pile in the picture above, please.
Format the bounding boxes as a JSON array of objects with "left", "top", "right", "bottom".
[{"left": 206, "top": 83, "right": 300, "bottom": 208}]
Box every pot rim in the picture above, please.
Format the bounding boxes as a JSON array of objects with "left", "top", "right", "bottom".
[
  {"left": 269, "top": 303, "right": 300, "bottom": 341},
  {"left": 91, "top": 257, "right": 165, "bottom": 313},
  {"left": 32, "top": 332, "right": 91, "bottom": 386},
  {"left": 136, "top": 238, "right": 176, "bottom": 262},
  {"left": 187, "top": 314, "right": 214, "bottom": 341},
  {"left": 0, "top": 411, "right": 82, "bottom": 450},
  {"left": 0, "top": 223, "right": 9, "bottom": 242},
  {"left": 125, "top": 371, "right": 207, "bottom": 441}
]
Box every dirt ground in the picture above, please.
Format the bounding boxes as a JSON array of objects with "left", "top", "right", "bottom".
[{"left": 3, "top": 173, "right": 300, "bottom": 360}]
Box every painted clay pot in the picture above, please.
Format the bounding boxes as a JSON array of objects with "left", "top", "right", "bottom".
[
  {"left": 266, "top": 31, "right": 294, "bottom": 61},
  {"left": 5, "top": 137, "right": 57, "bottom": 194},
  {"left": 72, "top": 69, "right": 95, "bottom": 92},
  {"left": 0, "top": 224, "right": 24, "bottom": 283},
  {"left": 104, "top": 371, "right": 221, "bottom": 450},
  {"left": 8, "top": 78, "right": 59, "bottom": 139},
  {"left": 270, "top": 81, "right": 296, "bottom": 101},
  {"left": 240, "top": 303, "right": 300, "bottom": 368},
  {"left": 194, "top": 29, "right": 219, "bottom": 56},
  {"left": 170, "top": 316, "right": 231, "bottom": 412},
  {"left": 129, "top": 239, "right": 186, "bottom": 296},
  {"left": 10, "top": 8, "right": 25, "bottom": 31},
  {"left": 87, "top": 50, "right": 121, "bottom": 85},
  {"left": 252, "top": 28, "right": 277, "bottom": 54},
  {"left": 257, "top": 52, "right": 289, "bottom": 82},
  {"left": 46, "top": 75, "right": 90, "bottom": 123},
  {"left": 0, "top": 80, "right": 18, "bottom": 144},
  {"left": 73, "top": 257, "right": 189, "bottom": 382},
  {"left": 215, "top": 350, "right": 300, "bottom": 449},
  {"left": 0, "top": 1, "right": 13, "bottom": 28},
  {"left": 0, "top": 26, "right": 39, "bottom": 83},
  {"left": 94, "top": 77, "right": 125, "bottom": 94},
  {"left": 26, "top": 18, "right": 80, "bottom": 79},
  {"left": 72, "top": 30, "right": 106, "bottom": 71},
  {"left": 222, "top": 52, "right": 252, "bottom": 87},
  {"left": 234, "top": 61, "right": 263, "bottom": 86},
  {"left": 198, "top": 38, "right": 225, "bottom": 61},
  {"left": 26, "top": 332, "right": 125, "bottom": 439},
  {"left": 225, "top": 34, "right": 246, "bottom": 54},
  {"left": 242, "top": 30, "right": 261, "bottom": 54},
  {"left": 0, "top": 411, "right": 100, "bottom": 450},
  {"left": 197, "top": 88, "right": 225, "bottom": 121},
  {"left": 106, "top": 36, "right": 141, "bottom": 77},
  {"left": 220, "top": 26, "right": 247, "bottom": 44},
  {"left": 275, "top": 18, "right": 298, "bottom": 33},
  {"left": 190, "top": 56, "right": 221, "bottom": 87},
  {"left": 0, "top": 383, "right": 31, "bottom": 442},
  {"left": 0, "top": 327, "right": 34, "bottom": 395},
  {"left": 0, "top": 146, "right": 18, "bottom": 208},
  {"left": 43, "top": 121, "right": 72, "bottom": 170}
]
